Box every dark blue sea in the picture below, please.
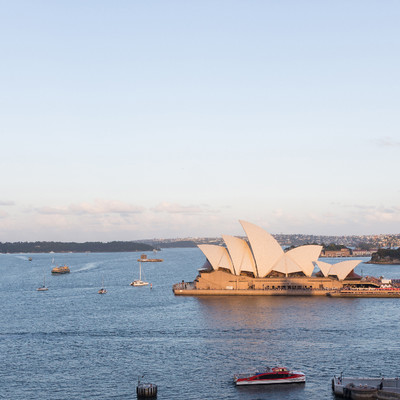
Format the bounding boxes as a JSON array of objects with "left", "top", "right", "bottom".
[{"left": 1, "top": 249, "right": 400, "bottom": 400}]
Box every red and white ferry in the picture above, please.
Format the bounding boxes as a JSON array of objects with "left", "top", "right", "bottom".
[{"left": 234, "top": 366, "right": 306, "bottom": 386}]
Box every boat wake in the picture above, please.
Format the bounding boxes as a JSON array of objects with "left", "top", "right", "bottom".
[
  {"left": 74, "top": 262, "right": 102, "bottom": 273},
  {"left": 15, "top": 255, "right": 31, "bottom": 261}
]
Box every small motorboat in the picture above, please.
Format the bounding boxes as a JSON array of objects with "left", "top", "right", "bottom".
[
  {"left": 98, "top": 277, "right": 107, "bottom": 294},
  {"left": 234, "top": 366, "right": 306, "bottom": 386}
]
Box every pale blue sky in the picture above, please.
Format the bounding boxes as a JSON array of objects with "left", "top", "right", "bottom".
[{"left": 1, "top": 1, "right": 399, "bottom": 241}]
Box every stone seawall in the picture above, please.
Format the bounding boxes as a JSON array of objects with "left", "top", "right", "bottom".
[
  {"left": 173, "top": 288, "right": 329, "bottom": 296},
  {"left": 173, "top": 288, "right": 400, "bottom": 298}
]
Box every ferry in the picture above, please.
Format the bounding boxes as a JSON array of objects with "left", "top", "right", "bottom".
[
  {"left": 51, "top": 265, "right": 70, "bottom": 274},
  {"left": 137, "top": 254, "right": 163, "bottom": 262},
  {"left": 234, "top": 366, "right": 306, "bottom": 386}
]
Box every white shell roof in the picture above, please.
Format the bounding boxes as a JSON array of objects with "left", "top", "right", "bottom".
[
  {"left": 315, "top": 260, "right": 362, "bottom": 280},
  {"left": 222, "top": 235, "right": 257, "bottom": 277},
  {"left": 240, "top": 220, "right": 284, "bottom": 277},
  {"left": 197, "top": 244, "right": 235, "bottom": 274},
  {"left": 199, "top": 221, "right": 360, "bottom": 280},
  {"left": 285, "top": 245, "right": 323, "bottom": 277},
  {"left": 327, "top": 260, "right": 362, "bottom": 281},
  {"left": 272, "top": 254, "right": 303, "bottom": 275},
  {"left": 315, "top": 260, "right": 332, "bottom": 277}
]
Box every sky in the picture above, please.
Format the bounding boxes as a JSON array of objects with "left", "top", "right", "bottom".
[{"left": 1, "top": 0, "right": 400, "bottom": 242}]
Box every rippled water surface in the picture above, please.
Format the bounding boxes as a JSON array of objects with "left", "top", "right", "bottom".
[{"left": 1, "top": 249, "right": 400, "bottom": 399}]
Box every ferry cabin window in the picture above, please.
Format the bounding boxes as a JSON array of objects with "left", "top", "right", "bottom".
[{"left": 257, "top": 374, "right": 282, "bottom": 379}]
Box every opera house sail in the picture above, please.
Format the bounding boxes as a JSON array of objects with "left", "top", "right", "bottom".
[{"left": 173, "top": 220, "right": 400, "bottom": 298}]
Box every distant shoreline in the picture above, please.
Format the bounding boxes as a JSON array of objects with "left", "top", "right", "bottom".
[
  {"left": 0, "top": 250, "right": 149, "bottom": 254},
  {"left": 0, "top": 241, "right": 155, "bottom": 254},
  {"left": 366, "top": 261, "right": 400, "bottom": 265}
]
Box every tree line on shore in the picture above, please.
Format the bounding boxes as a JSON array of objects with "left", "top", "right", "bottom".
[
  {"left": 370, "top": 248, "right": 400, "bottom": 264},
  {"left": 0, "top": 241, "right": 154, "bottom": 254}
]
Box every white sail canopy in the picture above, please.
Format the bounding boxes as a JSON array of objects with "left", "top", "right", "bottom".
[
  {"left": 198, "top": 244, "right": 235, "bottom": 274},
  {"left": 272, "top": 255, "right": 303, "bottom": 276},
  {"left": 240, "top": 220, "right": 283, "bottom": 277},
  {"left": 315, "top": 260, "right": 332, "bottom": 277},
  {"left": 316, "top": 260, "right": 361, "bottom": 280},
  {"left": 327, "top": 260, "right": 362, "bottom": 281},
  {"left": 285, "top": 245, "right": 323, "bottom": 277},
  {"left": 222, "top": 235, "right": 257, "bottom": 277}
]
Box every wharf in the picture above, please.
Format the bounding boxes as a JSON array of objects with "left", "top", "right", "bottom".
[
  {"left": 332, "top": 375, "right": 400, "bottom": 399},
  {"left": 327, "top": 288, "right": 400, "bottom": 298}
]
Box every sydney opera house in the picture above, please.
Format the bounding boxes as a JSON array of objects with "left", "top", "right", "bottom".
[{"left": 173, "top": 220, "right": 385, "bottom": 297}]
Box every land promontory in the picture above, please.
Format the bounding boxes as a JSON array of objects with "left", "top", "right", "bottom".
[{"left": 368, "top": 249, "right": 400, "bottom": 265}]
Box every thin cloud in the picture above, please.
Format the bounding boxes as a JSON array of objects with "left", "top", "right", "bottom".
[
  {"left": 267, "top": 205, "right": 400, "bottom": 235},
  {"left": 0, "top": 200, "right": 15, "bottom": 206},
  {"left": 151, "top": 202, "right": 215, "bottom": 215},
  {"left": 339, "top": 204, "right": 400, "bottom": 227},
  {"left": 36, "top": 206, "right": 69, "bottom": 215},
  {"left": 362, "top": 207, "right": 400, "bottom": 222},
  {"left": 36, "top": 200, "right": 145, "bottom": 216},
  {"left": 375, "top": 136, "right": 400, "bottom": 147}
]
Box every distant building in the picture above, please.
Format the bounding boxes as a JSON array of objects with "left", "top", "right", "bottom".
[
  {"left": 321, "top": 248, "right": 351, "bottom": 258},
  {"left": 352, "top": 249, "right": 374, "bottom": 257}
]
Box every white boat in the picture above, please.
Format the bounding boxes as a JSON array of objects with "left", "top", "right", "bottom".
[
  {"left": 37, "top": 273, "right": 48, "bottom": 291},
  {"left": 332, "top": 373, "right": 400, "bottom": 397},
  {"left": 130, "top": 261, "right": 149, "bottom": 286},
  {"left": 234, "top": 366, "right": 305, "bottom": 386}
]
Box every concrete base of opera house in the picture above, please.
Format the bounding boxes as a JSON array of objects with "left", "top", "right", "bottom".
[{"left": 173, "top": 288, "right": 330, "bottom": 296}]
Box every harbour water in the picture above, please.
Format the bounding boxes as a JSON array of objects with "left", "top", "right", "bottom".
[{"left": 1, "top": 248, "right": 400, "bottom": 399}]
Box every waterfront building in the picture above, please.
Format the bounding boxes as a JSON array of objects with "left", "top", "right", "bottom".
[
  {"left": 321, "top": 248, "right": 351, "bottom": 257},
  {"left": 351, "top": 249, "right": 374, "bottom": 257}
]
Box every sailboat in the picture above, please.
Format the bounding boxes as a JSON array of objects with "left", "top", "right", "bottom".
[
  {"left": 130, "top": 261, "right": 149, "bottom": 286},
  {"left": 98, "top": 277, "right": 107, "bottom": 294},
  {"left": 37, "top": 273, "right": 48, "bottom": 291}
]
